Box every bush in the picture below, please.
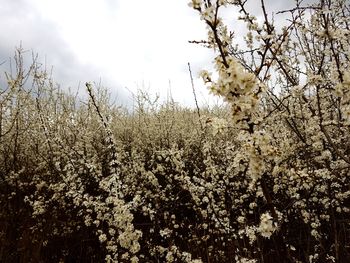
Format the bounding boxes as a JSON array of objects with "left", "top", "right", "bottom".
[{"left": 1, "top": 0, "right": 350, "bottom": 262}]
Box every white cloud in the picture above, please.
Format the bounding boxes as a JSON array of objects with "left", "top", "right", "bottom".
[
  {"left": 0, "top": 0, "right": 126, "bottom": 101},
  {"left": 24, "top": 0, "right": 215, "bottom": 106}
]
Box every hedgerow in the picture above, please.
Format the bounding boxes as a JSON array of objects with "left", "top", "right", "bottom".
[{"left": 1, "top": 0, "right": 350, "bottom": 262}]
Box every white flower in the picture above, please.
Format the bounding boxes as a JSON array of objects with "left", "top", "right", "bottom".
[
  {"left": 311, "top": 229, "right": 320, "bottom": 238},
  {"left": 202, "top": 196, "right": 209, "bottom": 203},
  {"left": 160, "top": 228, "right": 172, "bottom": 238},
  {"left": 200, "top": 70, "right": 212, "bottom": 83},
  {"left": 258, "top": 212, "right": 276, "bottom": 238},
  {"left": 237, "top": 216, "right": 245, "bottom": 224},
  {"left": 188, "top": 0, "right": 202, "bottom": 9},
  {"left": 201, "top": 6, "right": 215, "bottom": 22},
  {"left": 130, "top": 241, "right": 141, "bottom": 254},
  {"left": 32, "top": 200, "right": 46, "bottom": 216},
  {"left": 99, "top": 234, "right": 107, "bottom": 243},
  {"left": 244, "top": 226, "right": 257, "bottom": 244},
  {"left": 218, "top": 0, "right": 227, "bottom": 6},
  {"left": 210, "top": 117, "right": 227, "bottom": 136},
  {"left": 166, "top": 251, "right": 174, "bottom": 262}
]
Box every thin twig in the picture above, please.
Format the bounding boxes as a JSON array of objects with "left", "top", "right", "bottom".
[{"left": 188, "top": 63, "right": 203, "bottom": 130}]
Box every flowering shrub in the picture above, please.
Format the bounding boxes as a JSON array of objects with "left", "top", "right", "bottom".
[
  {"left": 1, "top": 0, "right": 350, "bottom": 262},
  {"left": 189, "top": 0, "right": 350, "bottom": 262}
]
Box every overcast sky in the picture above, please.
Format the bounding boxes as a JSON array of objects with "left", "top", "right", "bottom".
[{"left": 0, "top": 0, "right": 298, "bottom": 107}]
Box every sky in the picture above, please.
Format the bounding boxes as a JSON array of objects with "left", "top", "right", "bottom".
[
  {"left": 0, "top": 0, "right": 298, "bottom": 108},
  {"left": 0, "top": 0, "right": 218, "bottom": 107}
]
